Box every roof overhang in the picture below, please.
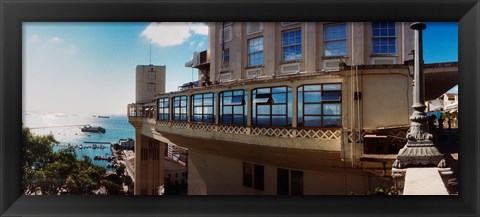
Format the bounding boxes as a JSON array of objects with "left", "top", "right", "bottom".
[{"left": 424, "top": 62, "right": 458, "bottom": 101}]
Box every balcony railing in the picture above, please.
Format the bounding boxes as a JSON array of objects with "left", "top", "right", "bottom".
[{"left": 155, "top": 120, "right": 341, "bottom": 140}]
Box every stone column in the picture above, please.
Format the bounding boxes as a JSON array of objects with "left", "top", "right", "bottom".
[{"left": 392, "top": 22, "right": 452, "bottom": 194}]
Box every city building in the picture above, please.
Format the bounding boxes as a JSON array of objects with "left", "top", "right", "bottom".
[
  {"left": 128, "top": 22, "right": 458, "bottom": 195},
  {"left": 164, "top": 157, "right": 188, "bottom": 187},
  {"left": 119, "top": 138, "right": 135, "bottom": 150},
  {"left": 426, "top": 93, "right": 458, "bottom": 112}
]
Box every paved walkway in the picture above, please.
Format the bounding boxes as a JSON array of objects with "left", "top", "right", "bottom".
[{"left": 403, "top": 167, "right": 449, "bottom": 195}]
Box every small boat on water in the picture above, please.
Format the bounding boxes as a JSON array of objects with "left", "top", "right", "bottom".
[
  {"left": 97, "top": 115, "right": 110, "bottom": 118},
  {"left": 81, "top": 126, "right": 106, "bottom": 134}
]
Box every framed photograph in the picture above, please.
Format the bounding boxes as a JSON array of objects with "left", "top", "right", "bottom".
[{"left": 1, "top": 0, "right": 479, "bottom": 216}]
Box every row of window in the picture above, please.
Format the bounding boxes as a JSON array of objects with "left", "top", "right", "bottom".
[
  {"left": 157, "top": 84, "right": 341, "bottom": 128},
  {"left": 223, "top": 22, "right": 397, "bottom": 68},
  {"left": 243, "top": 162, "right": 303, "bottom": 195}
]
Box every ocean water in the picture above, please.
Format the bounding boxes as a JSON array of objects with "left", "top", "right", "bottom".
[{"left": 23, "top": 113, "right": 135, "bottom": 169}]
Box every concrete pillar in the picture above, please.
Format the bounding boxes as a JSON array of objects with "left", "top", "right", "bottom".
[
  {"left": 291, "top": 85, "right": 298, "bottom": 128},
  {"left": 247, "top": 88, "right": 253, "bottom": 126},
  {"left": 134, "top": 133, "right": 165, "bottom": 195},
  {"left": 305, "top": 22, "right": 317, "bottom": 73}
]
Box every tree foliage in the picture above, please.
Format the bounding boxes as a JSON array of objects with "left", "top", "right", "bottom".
[{"left": 23, "top": 127, "right": 106, "bottom": 195}]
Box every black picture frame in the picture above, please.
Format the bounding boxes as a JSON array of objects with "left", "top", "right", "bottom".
[{"left": 1, "top": 0, "right": 479, "bottom": 216}]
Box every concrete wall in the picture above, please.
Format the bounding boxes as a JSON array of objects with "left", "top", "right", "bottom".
[
  {"left": 136, "top": 65, "right": 166, "bottom": 104},
  {"left": 187, "top": 148, "right": 392, "bottom": 195},
  {"left": 208, "top": 22, "right": 414, "bottom": 83},
  {"left": 134, "top": 133, "right": 165, "bottom": 195}
]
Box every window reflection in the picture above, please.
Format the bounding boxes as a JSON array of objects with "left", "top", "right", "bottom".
[
  {"left": 192, "top": 92, "right": 215, "bottom": 123},
  {"left": 220, "top": 90, "right": 247, "bottom": 125},
  {"left": 298, "top": 84, "right": 341, "bottom": 128},
  {"left": 158, "top": 97, "right": 170, "bottom": 121},
  {"left": 252, "top": 86, "right": 292, "bottom": 127},
  {"left": 173, "top": 96, "right": 188, "bottom": 122}
]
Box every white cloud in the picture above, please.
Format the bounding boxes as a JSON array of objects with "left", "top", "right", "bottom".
[
  {"left": 190, "top": 22, "right": 209, "bottom": 35},
  {"left": 197, "top": 41, "right": 205, "bottom": 49},
  {"left": 141, "top": 22, "right": 208, "bottom": 47},
  {"left": 49, "top": 37, "right": 64, "bottom": 43},
  {"left": 30, "top": 34, "right": 40, "bottom": 43}
]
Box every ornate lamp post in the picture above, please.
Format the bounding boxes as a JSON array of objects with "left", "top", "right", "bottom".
[{"left": 392, "top": 22, "right": 452, "bottom": 193}]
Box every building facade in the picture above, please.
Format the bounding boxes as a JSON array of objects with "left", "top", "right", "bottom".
[{"left": 128, "top": 22, "right": 458, "bottom": 195}]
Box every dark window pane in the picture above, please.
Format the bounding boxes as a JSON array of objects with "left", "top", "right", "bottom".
[
  {"left": 254, "top": 164, "right": 264, "bottom": 191},
  {"left": 323, "top": 116, "right": 341, "bottom": 127},
  {"left": 291, "top": 170, "right": 303, "bottom": 195},
  {"left": 233, "top": 115, "right": 245, "bottom": 125},
  {"left": 231, "top": 95, "right": 244, "bottom": 105},
  {"left": 322, "top": 91, "right": 341, "bottom": 101},
  {"left": 205, "top": 115, "right": 214, "bottom": 123},
  {"left": 222, "top": 114, "right": 233, "bottom": 124},
  {"left": 193, "top": 115, "right": 202, "bottom": 122},
  {"left": 243, "top": 163, "right": 253, "bottom": 188},
  {"left": 257, "top": 116, "right": 270, "bottom": 126},
  {"left": 277, "top": 168, "right": 289, "bottom": 195},
  {"left": 272, "top": 116, "right": 287, "bottom": 126},
  {"left": 304, "top": 116, "right": 322, "bottom": 127}
]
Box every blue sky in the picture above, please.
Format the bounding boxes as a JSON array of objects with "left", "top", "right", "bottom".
[
  {"left": 23, "top": 22, "right": 458, "bottom": 115},
  {"left": 24, "top": 22, "right": 208, "bottom": 115}
]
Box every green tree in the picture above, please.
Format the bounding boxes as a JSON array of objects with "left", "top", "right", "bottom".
[
  {"left": 23, "top": 127, "right": 106, "bottom": 195},
  {"left": 115, "top": 164, "right": 126, "bottom": 177}
]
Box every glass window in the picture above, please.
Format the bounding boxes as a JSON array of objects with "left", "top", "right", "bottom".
[
  {"left": 252, "top": 86, "right": 292, "bottom": 127},
  {"left": 191, "top": 92, "right": 216, "bottom": 123},
  {"left": 231, "top": 95, "right": 244, "bottom": 105},
  {"left": 243, "top": 162, "right": 253, "bottom": 188},
  {"left": 223, "top": 48, "right": 230, "bottom": 65},
  {"left": 254, "top": 94, "right": 271, "bottom": 104},
  {"left": 297, "top": 84, "right": 342, "bottom": 128},
  {"left": 322, "top": 91, "right": 341, "bottom": 101},
  {"left": 148, "top": 83, "right": 156, "bottom": 92},
  {"left": 277, "top": 168, "right": 289, "bottom": 195},
  {"left": 157, "top": 97, "right": 170, "bottom": 121},
  {"left": 372, "top": 22, "right": 396, "bottom": 54},
  {"left": 173, "top": 96, "right": 187, "bottom": 122},
  {"left": 277, "top": 168, "right": 303, "bottom": 195},
  {"left": 324, "top": 23, "right": 347, "bottom": 57},
  {"left": 243, "top": 162, "right": 264, "bottom": 191},
  {"left": 248, "top": 37, "right": 264, "bottom": 67},
  {"left": 220, "top": 90, "right": 247, "bottom": 125},
  {"left": 291, "top": 170, "right": 303, "bottom": 195},
  {"left": 148, "top": 71, "right": 156, "bottom": 80},
  {"left": 282, "top": 29, "right": 302, "bottom": 61}
]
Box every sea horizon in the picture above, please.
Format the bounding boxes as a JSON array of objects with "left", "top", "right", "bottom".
[{"left": 23, "top": 112, "right": 135, "bottom": 170}]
